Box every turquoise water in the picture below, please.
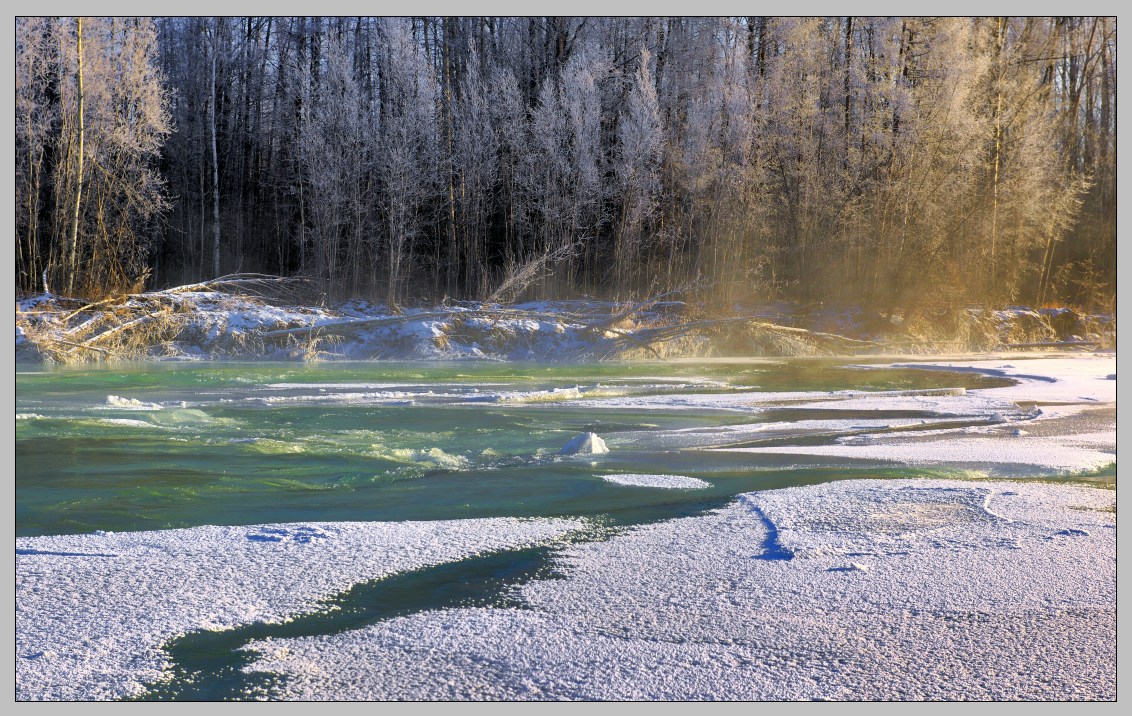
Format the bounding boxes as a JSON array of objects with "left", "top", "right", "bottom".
[{"left": 16, "top": 360, "right": 1011, "bottom": 538}]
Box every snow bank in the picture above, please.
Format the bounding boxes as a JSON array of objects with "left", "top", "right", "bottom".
[
  {"left": 242, "top": 480, "right": 1115, "bottom": 700},
  {"left": 15, "top": 517, "right": 583, "bottom": 701}
]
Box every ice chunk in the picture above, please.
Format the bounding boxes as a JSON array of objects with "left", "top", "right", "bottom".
[
  {"left": 561, "top": 432, "right": 609, "bottom": 455},
  {"left": 105, "top": 395, "right": 163, "bottom": 410}
]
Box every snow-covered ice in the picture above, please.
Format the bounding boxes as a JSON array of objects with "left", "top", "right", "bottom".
[
  {"left": 560, "top": 432, "right": 609, "bottom": 456},
  {"left": 711, "top": 356, "right": 1116, "bottom": 475},
  {"left": 602, "top": 473, "right": 710, "bottom": 490},
  {"left": 241, "top": 479, "right": 1115, "bottom": 700},
  {"left": 722, "top": 435, "right": 1114, "bottom": 474},
  {"left": 879, "top": 357, "right": 1115, "bottom": 416},
  {"left": 15, "top": 517, "right": 583, "bottom": 701}
]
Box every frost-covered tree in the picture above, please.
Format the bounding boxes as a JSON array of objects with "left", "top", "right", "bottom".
[
  {"left": 298, "top": 33, "right": 374, "bottom": 297},
  {"left": 15, "top": 17, "right": 171, "bottom": 297},
  {"left": 378, "top": 19, "right": 440, "bottom": 305},
  {"left": 15, "top": 17, "right": 58, "bottom": 294},
  {"left": 452, "top": 50, "right": 498, "bottom": 298},
  {"left": 614, "top": 48, "right": 662, "bottom": 290},
  {"left": 16, "top": 16, "right": 1114, "bottom": 311}
]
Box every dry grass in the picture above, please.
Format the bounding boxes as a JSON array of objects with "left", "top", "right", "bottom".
[
  {"left": 17, "top": 297, "right": 190, "bottom": 363},
  {"left": 16, "top": 274, "right": 310, "bottom": 364}
]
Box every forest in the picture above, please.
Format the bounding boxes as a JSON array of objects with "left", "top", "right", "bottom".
[{"left": 14, "top": 17, "right": 1117, "bottom": 312}]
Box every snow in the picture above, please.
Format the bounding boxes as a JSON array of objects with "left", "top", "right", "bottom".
[
  {"left": 713, "top": 356, "right": 1116, "bottom": 475},
  {"left": 884, "top": 357, "right": 1116, "bottom": 407},
  {"left": 602, "top": 473, "right": 710, "bottom": 489},
  {"left": 15, "top": 517, "right": 583, "bottom": 701},
  {"left": 240, "top": 479, "right": 1115, "bottom": 700},
  {"left": 723, "top": 436, "right": 1113, "bottom": 474},
  {"left": 560, "top": 432, "right": 609, "bottom": 456},
  {"left": 104, "top": 395, "right": 164, "bottom": 410}
]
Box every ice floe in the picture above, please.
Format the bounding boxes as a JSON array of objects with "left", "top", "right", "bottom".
[{"left": 601, "top": 474, "right": 710, "bottom": 490}]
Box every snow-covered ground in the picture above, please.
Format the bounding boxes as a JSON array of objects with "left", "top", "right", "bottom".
[
  {"left": 15, "top": 291, "right": 649, "bottom": 361},
  {"left": 16, "top": 288, "right": 1115, "bottom": 362}
]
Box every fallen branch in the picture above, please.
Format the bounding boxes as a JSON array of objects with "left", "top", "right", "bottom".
[
  {"left": 80, "top": 309, "right": 177, "bottom": 348},
  {"left": 629, "top": 317, "right": 884, "bottom": 349},
  {"left": 1005, "top": 341, "right": 1100, "bottom": 349},
  {"left": 36, "top": 337, "right": 112, "bottom": 356},
  {"left": 156, "top": 273, "right": 296, "bottom": 294},
  {"left": 487, "top": 243, "right": 580, "bottom": 304},
  {"left": 589, "top": 326, "right": 665, "bottom": 360},
  {"left": 588, "top": 283, "right": 699, "bottom": 331}
]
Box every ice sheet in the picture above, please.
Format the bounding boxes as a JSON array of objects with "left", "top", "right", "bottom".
[
  {"left": 15, "top": 517, "right": 583, "bottom": 701},
  {"left": 242, "top": 479, "right": 1115, "bottom": 700}
]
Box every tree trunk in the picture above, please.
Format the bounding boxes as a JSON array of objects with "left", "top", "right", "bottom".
[
  {"left": 66, "top": 17, "right": 85, "bottom": 295},
  {"left": 210, "top": 25, "right": 222, "bottom": 278},
  {"left": 442, "top": 18, "right": 458, "bottom": 296},
  {"left": 843, "top": 17, "right": 853, "bottom": 174},
  {"left": 989, "top": 16, "right": 1005, "bottom": 291}
]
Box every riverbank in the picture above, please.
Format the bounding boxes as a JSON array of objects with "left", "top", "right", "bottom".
[{"left": 15, "top": 278, "right": 1115, "bottom": 363}]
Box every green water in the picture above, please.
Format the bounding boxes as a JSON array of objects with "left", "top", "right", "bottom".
[{"left": 16, "top": 359, "right": 1013, "bottom": 538}]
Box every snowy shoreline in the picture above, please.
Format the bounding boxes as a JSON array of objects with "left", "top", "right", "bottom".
[{"left": 16, "top": 287, "right": 1115, "bottom": 363}]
